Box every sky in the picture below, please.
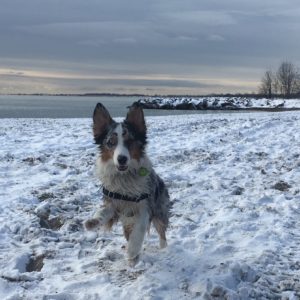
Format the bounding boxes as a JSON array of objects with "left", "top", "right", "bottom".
[{"left": 0, "top": 0, "right": 300, "bottom": 95}]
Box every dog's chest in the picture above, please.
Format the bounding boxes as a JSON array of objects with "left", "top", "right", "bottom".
[
  {"left": 96, "top": 157, "right": 152, "bottom": 198},
  {"left": 109, "top": 198, "right": 148, "bottom": 225}
]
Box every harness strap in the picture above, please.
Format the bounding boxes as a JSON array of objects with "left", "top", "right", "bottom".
[{"left": 102, "top": 187, "right": 149, "bottom": 203}]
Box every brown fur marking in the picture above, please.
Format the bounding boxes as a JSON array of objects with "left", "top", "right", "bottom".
[
  {"left": 123, "top": 224, "right": 134, "bottom": 241},
  {"left": 152, "top": 218, "right": 167, "bottom": 242},
  {"left": 101, "top": 148, "right": 114, "bottom": 162},
  {"left": 105, "top": 217, "right": 118, "bottom": 231},
  {"left": 84, "top": 218, "right": 100, "bottom": 230},
  {"left": 128, "top": 141, "right": 143, "bottom": 161}
]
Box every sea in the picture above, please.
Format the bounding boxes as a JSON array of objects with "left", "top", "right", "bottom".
[{"left": 0, "top": 95, "right": 232, "bottom": 118}]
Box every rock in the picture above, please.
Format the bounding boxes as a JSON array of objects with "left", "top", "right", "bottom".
[
  {"left": 39, "top": 215, "right": 64, "bottom": 230},
  {"left": 232, "top": 187, "right": 244, "bottom": 195},
  {"left": 194, "top": 99, "right": 208, "bottom": 109},
  {"left": 273, "top": 181, "right": 291, "bottom": 191},
  {"left": 26, "top": 255, "right": 45, "bottom": 272},
  {"left": 37, "top": 192, "right": 55, "bottom": 202},
  {"left": 210, "top": 285, "right": 227, "bottom": 297},
  {"left": 221, "top": 102, "right": 238, "bottom": 109},
  {"left": 35, "top": 202, "right": 50, "bottom": 218},
  {"left": 160, "top": 103, "right": 174, "bottom": 109},
  {"left": 275, "top": 102, "right": 284, "bottom": 108},
  {"left": 175, "top": 102, "right": 196, "bottom": 110}
]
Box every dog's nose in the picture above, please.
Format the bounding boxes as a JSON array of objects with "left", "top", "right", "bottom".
[{"left": 117, "top": 155, "right": 128, "bottom": 165}]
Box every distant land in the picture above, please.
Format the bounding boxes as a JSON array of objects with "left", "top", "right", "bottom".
[
  {"left": 1, "top": 92, "right": 269, "bottom": 98},
  {"left": 1, "top": 93, "right": 147, "bottom": 97}
]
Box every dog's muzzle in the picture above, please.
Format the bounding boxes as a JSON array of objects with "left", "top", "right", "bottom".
[{"left": 117, "top": 155, "right": 128, "bottom": 171}]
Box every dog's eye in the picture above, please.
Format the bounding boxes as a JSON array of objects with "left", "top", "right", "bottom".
[
  {"left": 107, "top": 136, "right": 117, "bottom": 148},
  {"left": 122, "top": 128, "right": 128, "bottom": 136}
]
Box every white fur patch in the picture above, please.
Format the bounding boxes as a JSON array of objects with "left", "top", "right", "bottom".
[
  {"left": 127, "top": 208, "right": 149, "bottom": 260},
  {"left": 113, "top": 124, "right": 130, "bottom": 167}
]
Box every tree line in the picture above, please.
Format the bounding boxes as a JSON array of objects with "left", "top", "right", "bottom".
[{"left": 259, "top": 61, "right": 300, "bottom": 98}]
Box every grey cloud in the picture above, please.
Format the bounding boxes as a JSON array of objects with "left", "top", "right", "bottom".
[
  {"left": 175, "top": 36, "right": 198, "bottom": 42},
  {"left": 0, "top": 71, "right": 219, "bottom": 89},
  {"left": 94, "top": 78, "right": 217, "bottom": 89},
  {"left": 162, "top": 10, "right": 236, "bottom": 26},
  {"left": 113, "top": 38, "right": 137, "bottom": 44},
  {"left": 207, "top": 34, "right": 225, "bottom": 42},
  {"left": 0, "top": 0, "right": 299, "bottom": 94}
]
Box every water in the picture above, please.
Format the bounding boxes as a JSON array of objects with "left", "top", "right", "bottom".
[
  {"left": 0, "top": 95, "right": 137, "bottom": 118},
  {"left": 0, "top": 95, "right": 235, "bottom": 118}
]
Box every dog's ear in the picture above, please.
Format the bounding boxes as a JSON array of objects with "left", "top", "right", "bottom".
[
  {"left": 125, "top": 103, "right": 146, "bottom": 135},
  {"left": 93, "top": 103, "right": 113, "bottom": 144}
]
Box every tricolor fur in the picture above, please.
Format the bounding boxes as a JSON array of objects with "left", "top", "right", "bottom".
[{"left": 85, "top": 103, "right": 171, "bottom": 266}]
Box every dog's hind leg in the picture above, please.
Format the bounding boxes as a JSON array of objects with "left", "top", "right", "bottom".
[
  {"left": 127, "top": 211, "right": 149, "bottom": 266},
  {"left": 153, "top": 218, "right": 167, "bottom": 248}
]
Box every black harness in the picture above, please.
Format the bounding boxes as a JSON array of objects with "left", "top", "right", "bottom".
[{"left": 102, "top": 187, "right": 149, "bottom": 203}]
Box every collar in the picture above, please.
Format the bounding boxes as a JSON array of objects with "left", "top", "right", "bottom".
[{"left": 102, "top": 187, "right": 149, "bottom": 203}]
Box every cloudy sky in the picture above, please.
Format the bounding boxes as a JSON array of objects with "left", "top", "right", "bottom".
[{"left": 0, "top": 0, "right": 300, "bottom": 95}]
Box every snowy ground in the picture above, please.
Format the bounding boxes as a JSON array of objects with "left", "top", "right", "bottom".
[{"left": 1, "top": 112, "right": 300, "bottom": 299}]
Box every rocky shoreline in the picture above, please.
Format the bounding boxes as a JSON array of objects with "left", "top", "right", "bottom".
[{"left": 135, "top": 97, "right": 300, "bottom": 110}]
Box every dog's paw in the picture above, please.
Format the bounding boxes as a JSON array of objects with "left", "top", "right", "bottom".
[
  {"left": 84, "top": 218, "right": 101, "bottom": 231},
  {"left": 159, "top": 239, "right": 167, "bottom": 249},
  {"left": 128, "top": 254, "right": 140, "bottom": 267}
]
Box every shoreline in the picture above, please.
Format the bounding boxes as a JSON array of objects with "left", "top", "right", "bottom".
[
  {"left": 1, "top": 95, "right": 299, "bottom": 119},
  {"left": 139, "top": 107, "right": 300, "bottom": 112},
  {"left": 136, "top": 96, "right": 300, "bottom": 111}
]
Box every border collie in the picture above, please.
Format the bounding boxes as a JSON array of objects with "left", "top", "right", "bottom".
[{"left": 85, "top": 103, "right": 171, "bottom": 266}]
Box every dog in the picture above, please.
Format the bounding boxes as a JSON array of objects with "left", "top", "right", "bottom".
[{"left": 84, "top": 103, "right": 171, "bottom": 266}]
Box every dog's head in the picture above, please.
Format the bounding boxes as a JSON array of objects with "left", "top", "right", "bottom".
[{"left": 93, "top": 103, "right": 147, "bottom": 172}]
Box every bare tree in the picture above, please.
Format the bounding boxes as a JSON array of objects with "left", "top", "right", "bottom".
[
  {"left": 294, "top": 73, "right": 300, "bottom": 96},
  {"left": 276, "top": 61, "right": 299, "bottom": 98},
  {"left": 259, "top": 61, "right": 300, "bottom": 98},
  {"left": 272, "top": 76, "right": 280, "bottom": 95},
  {"left": 259, "top": 70, "right": 274, "bottom": 98}
]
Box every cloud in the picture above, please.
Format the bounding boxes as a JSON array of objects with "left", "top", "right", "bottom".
[
  {"left": 0, "top": 66, "right": 259, "bottom": 95},
  {"left": 175, "top": 36, "right": 198, "bottom": 42},
  {"left": 0, "top": 0, "right": 299, "bottom": 94},
  {"left": 113, "top": 38, "right": 137, "bottom": 44},
  {"left": 15, "top": 20, "right": 157, "bottom": 44},
  {"left": 207, "top": 34, "right": 225, "bottom": 42},
  {"left": 163, "top": 10, "right": 236, "bottom": 26},
  {"left": 77, "top": 39, "right": 107, "bottom": 47}
]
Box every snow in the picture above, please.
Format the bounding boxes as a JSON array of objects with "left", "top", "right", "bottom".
[
  {"left": 1, "top": 112, "right": 300, "bottom": 299},
  {"left": 138, "top": 97, "right": 300, "bottom": 110}
]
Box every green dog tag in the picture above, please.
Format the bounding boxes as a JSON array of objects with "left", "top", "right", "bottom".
[{"left": 138, "top": 167, "right": 149, "bottom": 177}]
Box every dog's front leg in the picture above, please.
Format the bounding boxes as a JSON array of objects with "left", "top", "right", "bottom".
[
  {"left": 127, "top": 210, "right": 149, "bottom": 266},
  {"left": 84, "top": 206, "right": 115, "bottom": 231}
]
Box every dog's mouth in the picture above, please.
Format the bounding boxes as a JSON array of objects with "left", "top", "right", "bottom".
[{"left": 117, "top": 165, "right": 128, "bottom": 172}]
